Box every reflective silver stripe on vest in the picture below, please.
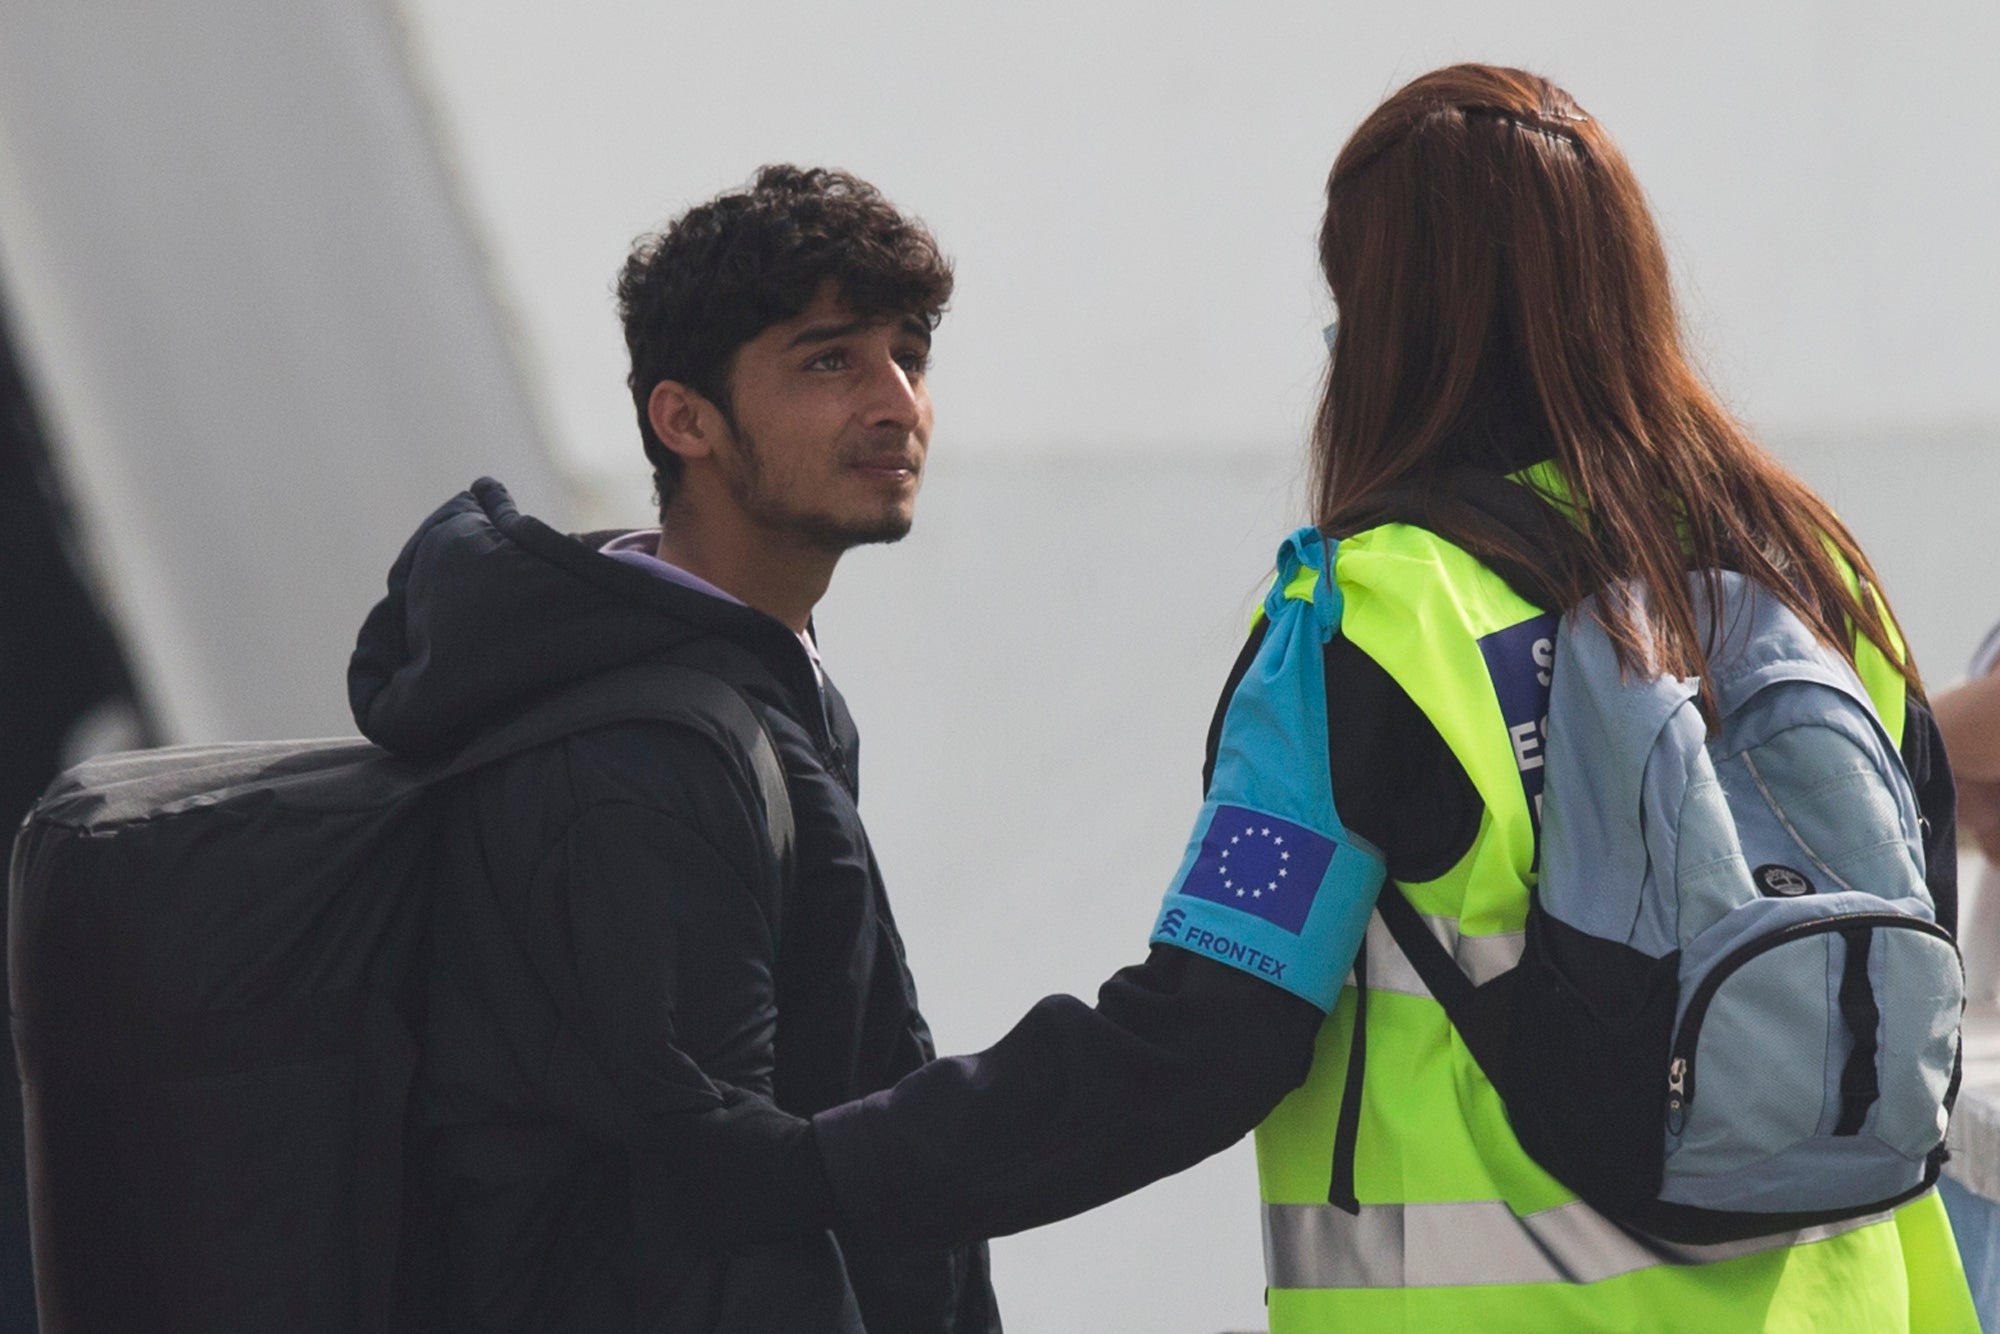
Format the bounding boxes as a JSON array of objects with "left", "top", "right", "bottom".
[
  {"left": 1263, "top": 1198, "right": 1893, "bottom": 1289},
  {"left": 1343, "top": 911, "right": 1524, "bottom": 999}
]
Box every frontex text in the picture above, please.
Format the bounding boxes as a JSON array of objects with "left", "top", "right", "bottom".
[{"left": 1167, "top": 922, "right": 1288, "bottom": 981}]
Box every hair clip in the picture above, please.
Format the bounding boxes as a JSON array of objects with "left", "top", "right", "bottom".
[{"left": 1464, "top": 104, "right": 1587, "bottom": 144}]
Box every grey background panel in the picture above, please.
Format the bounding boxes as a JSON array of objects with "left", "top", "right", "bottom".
[{"left": 0, "top": 0, "right": 564, "bottom": 741}]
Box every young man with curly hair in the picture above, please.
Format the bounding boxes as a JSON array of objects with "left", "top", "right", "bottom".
[{"left": 350, "top": 166, "right": 998, "bottom": 1331}]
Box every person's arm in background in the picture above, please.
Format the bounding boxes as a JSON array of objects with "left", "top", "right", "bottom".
[
  {"left": 1934, "top": 670, "right": 2000, "bottom": 863},
  {"left": 1924, "top": 635, "right": 1995, "bottom": 1008},
  {"left": 1934, "top": 668, "right": 2000, "bottom": 784}
]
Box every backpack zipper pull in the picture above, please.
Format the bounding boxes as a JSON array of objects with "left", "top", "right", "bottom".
[{"left": 1666, "top": 1056, "right": 1689, "bottom": 1135}]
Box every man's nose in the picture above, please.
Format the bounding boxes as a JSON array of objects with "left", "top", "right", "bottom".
[{"left": 863, "top": 356, "right": 923, "bottom": 431}]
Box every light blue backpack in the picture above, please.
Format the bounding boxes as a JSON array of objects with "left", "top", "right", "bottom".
[{"left": 1374, "top": 476, "right": 1963, "bottom": 1243}]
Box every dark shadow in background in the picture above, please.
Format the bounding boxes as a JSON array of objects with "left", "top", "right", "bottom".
[{"left": 2, "top": 272, "right": 156, "bottom": 1331}]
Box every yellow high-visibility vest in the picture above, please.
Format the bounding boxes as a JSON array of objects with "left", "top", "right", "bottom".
[{"left": 1254, "top": 515, "right": 1977, "bottom": 1332}]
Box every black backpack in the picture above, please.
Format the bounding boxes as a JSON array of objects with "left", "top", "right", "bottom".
[{"left": 8, "top": 660, "right": 792, "bottom": 1333}]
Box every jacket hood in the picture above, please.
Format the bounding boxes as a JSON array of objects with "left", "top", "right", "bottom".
[{"left": 349, "top": 477, "right": 812, "bottom": 756}]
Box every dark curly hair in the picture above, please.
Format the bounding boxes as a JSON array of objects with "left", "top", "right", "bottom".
[{"left": 616, "top": 164, "right": 954, "bottom": 510}]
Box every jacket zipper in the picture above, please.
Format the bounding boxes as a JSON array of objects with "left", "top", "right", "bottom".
[{"left": 1664, "top": 911, "right": 1952, "bottom": 1134}]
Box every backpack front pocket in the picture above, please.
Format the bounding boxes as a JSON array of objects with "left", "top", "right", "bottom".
[{"left": 1661, "top": 893, "right": 1960, "bottom": 1214}]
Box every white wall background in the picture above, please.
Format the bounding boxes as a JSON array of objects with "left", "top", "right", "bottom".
[{"left": 391, "top": 4, "right": 1997, "bottom": 1331}]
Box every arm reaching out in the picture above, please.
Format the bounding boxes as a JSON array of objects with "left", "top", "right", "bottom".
[{"left": 810, "top": 945, "right": 1323, "bottom": 1249}]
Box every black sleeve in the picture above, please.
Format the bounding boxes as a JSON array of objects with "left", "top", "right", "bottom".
[
  {"left": 808, "top": 944, "right": 1323, "bottom": 1248},
  {"left": 1902, "top": 694, "right": 1959, "bottom": 935},
  {"left": 1321, "top": 634, "right": 1482, "bottom": 882}
]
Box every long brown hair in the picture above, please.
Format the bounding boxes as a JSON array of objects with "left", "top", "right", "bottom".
[{"left": 1312, "top": 64, "right": 1915, "bottom": 696}]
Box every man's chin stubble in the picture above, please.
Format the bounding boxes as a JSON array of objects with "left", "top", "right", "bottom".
[{"left": 805, "top": 514, "right": 914, "bottom": 551}]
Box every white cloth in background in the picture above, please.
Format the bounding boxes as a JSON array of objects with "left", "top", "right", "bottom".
[
  {"left": 1974, "top": 623, "right": 2000, "bottom": 678},
  {"left": 1964, "top": 621, "right": 2000, "bottom": 1005}
]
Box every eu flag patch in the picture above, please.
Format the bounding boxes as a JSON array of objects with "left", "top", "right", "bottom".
[{"left": 1178, "top": 804, "right": 1337, "bottom": 935}]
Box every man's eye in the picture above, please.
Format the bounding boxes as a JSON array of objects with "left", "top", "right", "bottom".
[
  {"left": 806, "top": 349, "right": 848, "bottom": 371},
  {"left": 896, "top": 351, "right": 930, "bottom": 376}
]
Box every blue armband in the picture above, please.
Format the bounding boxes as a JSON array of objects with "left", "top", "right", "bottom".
[{"left": 1149, "top": 528, "right": 1385, "bottom": 1012}]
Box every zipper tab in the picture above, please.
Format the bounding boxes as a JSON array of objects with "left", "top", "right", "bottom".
[{"left": 1666, "top": 1056, "right": 1689, "bottom": 1135}]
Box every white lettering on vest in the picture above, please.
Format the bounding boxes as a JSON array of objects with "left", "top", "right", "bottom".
[{"left": 1510, "top": 718, "right": 1546, "bottom": 772}]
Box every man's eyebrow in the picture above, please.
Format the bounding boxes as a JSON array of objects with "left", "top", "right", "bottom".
[
  {"left": 782, "top": 316, "right": 933, "bottom": 351},
  {"left": 784, "top": 320, "right": 867, "bottom": 350}
]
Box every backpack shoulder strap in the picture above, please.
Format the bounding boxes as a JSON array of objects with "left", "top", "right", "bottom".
[
  {"left": 1374, "top": 885, "right": 1511, "bottom": 1057},
  {"left": 434, "top": 659, "right": 795, "bottom": 877},
  {"left": 419, "top": 659, "right": 798, "bottom": 1146},
  {"left": 1337, "top": 467, "right": 1573, "bottom": 1092}
]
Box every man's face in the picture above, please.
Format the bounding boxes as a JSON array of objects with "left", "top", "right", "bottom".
[{"left": 710, "top": 284, "right": 933, "bottom": 551}]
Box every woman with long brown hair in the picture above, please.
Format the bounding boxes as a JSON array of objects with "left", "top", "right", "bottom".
[
  {"left": 1310, "top": 64, "right": 1906, "bottom": 709},
  {"left": 700, "top": 64, "right": 1979, "bottom": 1331}
]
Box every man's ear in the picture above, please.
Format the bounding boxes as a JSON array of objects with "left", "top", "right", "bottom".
[{"left": 647, "top": 381, "right": 720, "bottom": 462}]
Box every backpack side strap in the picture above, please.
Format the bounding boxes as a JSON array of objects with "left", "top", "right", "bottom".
[{"left": 1374, "top": 884, "right": 1515, "bottom": 1091}]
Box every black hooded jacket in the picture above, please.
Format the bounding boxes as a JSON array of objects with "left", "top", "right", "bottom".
[{"left": 348, "top": 479, "right": 998, "bottom": 1332}]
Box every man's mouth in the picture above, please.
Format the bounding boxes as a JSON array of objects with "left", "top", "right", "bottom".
[{"left": 849, "top": 456, "right": 920, "bottom": 481}]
